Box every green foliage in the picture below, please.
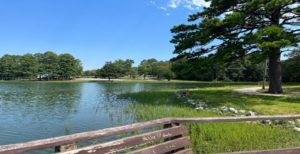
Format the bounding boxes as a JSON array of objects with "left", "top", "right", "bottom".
[
  {"left": 283, "top": 49, "right": 300, "bottom": 82},
  {"left": 0, "top": 52, "right": 82, "bottom": 80},
  {"left": 129, "top": 67, "right": 138, "bottom": 79},
  {"left": 171, "top": 56, "right": 264, "bottom": 81},
  {"left": 83, "top": 70, "right": 97, "bottom": 77},
  {"left": 58, "top": 54, "right": 83, "bottom": 79},
  {"left": 96, "top": 59, "right": 134, "bottom": 80},
  {"left": 171, "top": 0, "right": 299, "bottom": 59},
  {"left": 138, "top": 59, "right": 158, "bottom": 78},
  {"left": 96, "top": 59, "right": 175, "bottom": 80},
  {"left": 153, "top": 61, "right": 175, "bottom": 80},
  {"left": 138, "top": 59, "right": 175, "bottom": 80},
  {"left": 171, "top": 0, "right": 299, "bottom": 93}
]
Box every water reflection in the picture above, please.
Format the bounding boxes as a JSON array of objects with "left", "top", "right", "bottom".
[
  {"left": 0, "top": 82, "right": 204, "bottom": 146},
  {"left": 0, "top": 83, "right": 82, "bottom": 144}
]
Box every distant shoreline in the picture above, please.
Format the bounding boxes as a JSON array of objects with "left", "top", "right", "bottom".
[{"left": 0, "top": 78, "right": 261, "bottom": 84}]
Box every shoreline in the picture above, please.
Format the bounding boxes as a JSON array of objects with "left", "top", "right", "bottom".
[{"left": 0, "top": 78, "right": 239, "bottom": 84}]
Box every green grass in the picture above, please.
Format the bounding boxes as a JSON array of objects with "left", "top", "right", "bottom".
[
  {"left": 282, "top": 86, "right": 300, "bottom": 95},
  {"left": 118, "top": 83, "right": 300, "bottom": 153},
  {"left": 188, "top": 86, "right": 300, "bottom": 115}
]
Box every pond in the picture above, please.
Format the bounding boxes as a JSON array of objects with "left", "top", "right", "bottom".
[{"left": 0, "top": 81, "right": 206, "bottom": 147}]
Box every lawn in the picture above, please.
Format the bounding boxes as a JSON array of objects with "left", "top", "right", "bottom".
[{"left": 119, "top": 83, "right": 300, "bottom": 153}]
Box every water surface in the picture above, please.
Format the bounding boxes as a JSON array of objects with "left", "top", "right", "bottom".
[{"left": 0, "top": 81, "right": 204, "bottom": 147}]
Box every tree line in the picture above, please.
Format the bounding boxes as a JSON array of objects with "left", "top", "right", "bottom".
[
  {"left": 83, "top": 57, "right": 264, "bottom": 82},
  {"left": 1, "top": 50, "right": 298, "bottom": 82},
  {"left": 84, "top": 59, "right": 174, "bottom": 81},
  {"left": 83, "top": 49, "right": 299, "bottom": 82},
  {"left": 171, "top": 55, "right": 264, "bottom": 82},
  {"left": 0, "top": 51, "right": 82, "bottom": 80},
  {"left": 172, "top": 49, "right": 300, "bottom": 82}
]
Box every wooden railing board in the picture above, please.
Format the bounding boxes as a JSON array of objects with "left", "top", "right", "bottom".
[
  {"left": 1, "top": 115, "right": 300, "bottom": 154},
  {"left": 0, "top": 118, "right": 172, "bottom": 154},
  {"left": 128, "top": 137, "right": 191, "bottom": 154},
  {"left": 58, "top": 126, "right": 188, "bottom": 154},
  {"left": 175, "top": 148, "right": 193, "bottom": 154}
]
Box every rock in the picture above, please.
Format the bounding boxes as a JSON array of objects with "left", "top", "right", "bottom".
[
  {"left": 221, "top": 106, "right": 229, "bottom": 111},
  {"left": 175, "top": 91, "right": 190, "bottom": 98},
  {"left": 195, "top": 107, "right": 204, "bottom": 110},
  {"left": 229, "top": 107, "right": 238, "bottom": 114},
  {"left": 246, "top": 111, "right": 256, "bottom": 116},
  {"left": 294, "top": 127, "right": 300, "bottom": 132},
  {"left": 239, "top": 110, "right": 246, "bottom": 114},
  {"left": 187, "top": 99, "right": 194, "bottom": 103},
  {"left": 288, "top": 121, "right": 296, "bottom": 126},
  {"left": 188, "top": 99, "right": 196, "bottom": 104},
  {"left": 262, "top": 120, "right": 272, "bottom": 125}
]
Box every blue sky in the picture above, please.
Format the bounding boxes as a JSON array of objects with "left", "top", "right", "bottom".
[{"left": 0, "top": 0, "right": 209, "bottom": 70}]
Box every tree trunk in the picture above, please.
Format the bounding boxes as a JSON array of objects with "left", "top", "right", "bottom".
[{"left": 268, "top": 48, "right": 283, "bottom": 94}]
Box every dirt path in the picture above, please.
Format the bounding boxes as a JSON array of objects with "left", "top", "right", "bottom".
[{"left": 232, "top": 87, "right": 289, "bottom": 97}]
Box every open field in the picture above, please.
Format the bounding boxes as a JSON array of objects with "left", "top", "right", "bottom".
[{"left": 119, "top": 83, "right": 300, "bottom": 153}]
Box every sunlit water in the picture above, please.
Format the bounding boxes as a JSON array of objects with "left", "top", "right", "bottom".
[{"left": 0, "top": 81, "right": 203, "bottom": 148}]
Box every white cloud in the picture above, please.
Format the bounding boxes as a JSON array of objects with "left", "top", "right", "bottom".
[
  {"left": 149, "top": 0, "right": 156, "bottom": 5},
  {"left": 166, "top": 13, "right": 171, "bottom": 16},
  {"left": 190, "top": 0, "right": 210, "bottom": 8},
  {"left": 168, "top": 0, "right": 181, "bottom": 8},
  {"left": 167, "top": 0, "right": 210, "bottom": 10},
  {"left": 159, "top": 6, "right": 167, "bottom": 11}
]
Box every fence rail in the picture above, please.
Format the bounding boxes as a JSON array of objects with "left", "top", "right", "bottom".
[{"left": 1, "top": 115, "right": 300, "bottom": 154}]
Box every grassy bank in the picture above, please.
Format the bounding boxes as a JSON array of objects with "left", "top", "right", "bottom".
[{"left": 119, "top": 84, "right": 300, "bottom": 153}]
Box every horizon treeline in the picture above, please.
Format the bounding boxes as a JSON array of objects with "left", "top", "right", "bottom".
[
  {"left": 84, "top": 50, "right": 300, "bottom": 82},
  {"left": 87, "top": 59, "right": 175, "bottom": 81},
  {"left": 0, "top": 51, "right": 82, "bottom": 80},
  {"left": 1, "top": 50, "right": 299, "bottom": 82}
]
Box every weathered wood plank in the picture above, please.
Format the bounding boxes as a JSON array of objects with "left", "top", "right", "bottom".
[
  {"left": 221, "top": 147, "right": 300, "bottom": 154},
  {"left": 0, "top": 118, "right": 172, "bottom": 154},
  {"left": 175, "top": 148, "right": 193, "bottom": 154},
  {"left": 1, "top": 115, "right": 300, "bottom": 154},
  {"left": 128, "top": 137, "right": 191, "bottom": 154},
  {"left": 58, "top": 126, "right": 188, "bottom": 154}
]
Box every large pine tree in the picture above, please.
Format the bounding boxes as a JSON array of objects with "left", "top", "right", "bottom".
[{"left": 171, "top": 0, "right": 299, "bottom": 93}]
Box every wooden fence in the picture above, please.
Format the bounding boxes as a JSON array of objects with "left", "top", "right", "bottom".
[{"left": 1, "top": 115, "right": 300, "bottom": 154}]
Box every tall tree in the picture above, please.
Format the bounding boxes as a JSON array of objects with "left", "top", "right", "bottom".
[
  {"left": 97, "top": 62, "right": 120, "bottom": 80},
  {"left": 138, "top": 59, "right": 158, "bottom": 79},
  {"left": 38, "top": 51, "right": 59, "bottom": 80},
  {"left": 58, "top": 54, "right": 82, "bottom": 79},
  {"left": 153, "top": 61, "right": 175, "bottom": 81},
  {"left": 114, "top": 59, "right": 134, "bottom": 76},
  {"left": 171, "top": 0, "right": 299, "bottom": 93},
  {"left": 0, "top": 55, "right": 20, "bottom": 80},
  {"left": 19, "top": 54, "right": 38, "bottom": 79}
]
